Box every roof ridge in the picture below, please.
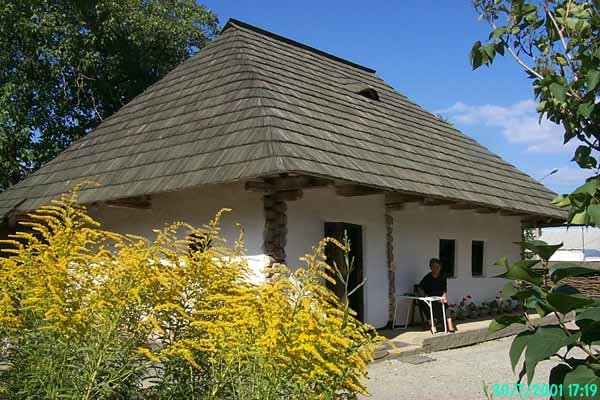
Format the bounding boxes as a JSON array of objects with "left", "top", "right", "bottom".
[{"left": 223, "top": 18, "right": 376, "bottom": 74}]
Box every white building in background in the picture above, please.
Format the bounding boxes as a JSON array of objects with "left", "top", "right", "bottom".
[{"left": 539, "top": 227, "right": 600, "bottom": 262}]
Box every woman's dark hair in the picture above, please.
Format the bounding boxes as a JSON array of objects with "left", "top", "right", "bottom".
[{"left": 429, "top": 258, "right": 442, "bottom": 268}]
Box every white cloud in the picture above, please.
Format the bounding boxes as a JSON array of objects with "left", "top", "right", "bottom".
[{"left": 438, "top": 100, "right": 572, "bottom": 154}]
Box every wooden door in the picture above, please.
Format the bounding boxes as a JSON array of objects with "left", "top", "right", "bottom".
[{"left": 324, "top": 222, "right": 364, "bottom": 322}]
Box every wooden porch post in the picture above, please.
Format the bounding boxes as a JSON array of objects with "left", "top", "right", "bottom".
[
  {"left": 247, "top": 177, "right": 314, "bottom": 264},
  {"left": 262, "top": 192, "right": 288, "bottom": 263},
  {"left": 385, "top": 207, "right": 395, "bottom": 326}
]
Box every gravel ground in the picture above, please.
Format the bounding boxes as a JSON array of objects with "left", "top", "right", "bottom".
[{"left": 362, "top": 337, "right": 558, "bottom": 400}]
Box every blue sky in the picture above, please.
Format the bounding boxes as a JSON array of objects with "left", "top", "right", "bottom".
[{"left": 203, "top": 0, "right": 590, "bottom": 194}]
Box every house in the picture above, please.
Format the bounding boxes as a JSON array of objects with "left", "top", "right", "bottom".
[
  {"left": 0, "top": 19, "right": 565, "bottom": 329},
  {"left": 538, "top": 227, "right": 600, "bottom": 262}
]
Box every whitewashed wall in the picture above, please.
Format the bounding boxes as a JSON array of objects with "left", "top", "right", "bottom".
[
  {"left": 89, "top": 184, "right": 389, "bottom": 327},
  {"left": 286, "top": 187, "right": 388, "bottom": 328},
  {"left": 88, "top": 182, "right": 265, "bottom": 256},
  {"left": 392, "top": 203, "right": 522, "bottom": 322},
  {"left": 88, "top": 182, "right": 523, "bottom": 330}
]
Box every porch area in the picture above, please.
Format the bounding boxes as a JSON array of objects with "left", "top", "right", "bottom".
[
  {"left": 373, "top": 313, "right": 562, "bottom": 362},
  {"left": 244, "top": 174, "right": 563, "bottom": 329}
]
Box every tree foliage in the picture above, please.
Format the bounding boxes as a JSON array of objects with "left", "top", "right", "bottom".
[
  {"left": 0, "top": 189, "right": 379, "bottom": 399},
  {"left": 0, "top": 0, "right": 218, "bottom": 191},
  {"left": 471, "top": 1, "right": 600, "bottom": 396},
  {"left": 488, "top": 242, "right": 600, "bottom": 398},
  {"left": 471, "top": 0, "right": 600, "bottom": 223}
]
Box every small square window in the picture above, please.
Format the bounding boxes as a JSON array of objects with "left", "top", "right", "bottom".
[
  {"left": 439, "top": 239, "right": 455, "bottom": 277},
  {"left": 472, "top": 240, "right": 485, "bottom": 277}
]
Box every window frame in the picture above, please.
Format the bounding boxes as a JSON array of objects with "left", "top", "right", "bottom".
[
  {"left": 438, "top": 238, "right": 456, "bottom": 278},
  {"left": 471, "top": 240, "right": 486, "bottom": 277}
]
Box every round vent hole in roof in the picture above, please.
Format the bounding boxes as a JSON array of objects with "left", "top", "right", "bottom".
[
  {"left": 343, "top": 81, "right": 380, "bottom": 101},
  {"left": 357, "top": 87, "right": 379, "bottom": 101}
]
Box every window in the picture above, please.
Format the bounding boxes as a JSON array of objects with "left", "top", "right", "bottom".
[
  {"left": 472, "top": 240, "right": 485, "bottom": 277},
  {"left": 438, "top": 239, "right": 456, "bottom": 277}
]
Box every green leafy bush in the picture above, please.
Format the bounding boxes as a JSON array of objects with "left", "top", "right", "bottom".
[
  {"left": 489, "top": 240, "right": 600, "bottom": 396},
  {"left": 0, "top": 191, "right": 379, "bottom": 399}
]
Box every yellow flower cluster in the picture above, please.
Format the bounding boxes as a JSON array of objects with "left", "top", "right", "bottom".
[{"left": 0, "top": 189, "right": 380, "bottom": 399}]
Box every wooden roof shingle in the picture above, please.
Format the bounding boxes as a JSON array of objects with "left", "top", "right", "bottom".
[{"left": 0, "top": 19, "right": 566, "bottom": 221}]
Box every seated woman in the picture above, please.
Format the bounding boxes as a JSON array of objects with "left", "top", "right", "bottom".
[{"left": 418, "top": 258, "right": 456, "bottom": 333}]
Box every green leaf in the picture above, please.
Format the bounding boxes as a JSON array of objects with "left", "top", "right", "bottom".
[
  {"left": 510, "top": 330, "right": 533, "bottom": 373},
  {"left": 536, "top": 100, "right": 547, "bottom": 112},
  {"left": 495, "top": 256, "right": 510, "bottom": 270},
  {"left": 564, "top": 365, "right": 600, "bottom": 397},
  {"left": 552, "top": 195, "right": 571, "bottom": 208},
  {"left": 495, "top": 42, "right": 505, "bottom": 56},
  {"left": 577, "top": 102, "right": 595, "bottom": 118},
  {"left": 482, "top": 43, "right": 496, "bottom": 60},
  {"left": 550, "top": 262, "right": 599, "bottom": 282},
  {"left": 587, "top": 69, "right": 600, "bottom": 91},
  {"left": 552, "top": 283, "right": 580, "bottom": 295},
  {"left": 517, "top": 240, "right": 562, "bottom": 261},
  {"left": 501, "top": 281, "right": 539, "bottom": 301},
  {"left": 501, "top": 281, "right": 518, "bottom": 300},
  {"left": 470, "top": 41, "right": 483, "bottom": 69},
  {"left": 575, "top": 318, "right": 600, "bottom": 345},
  {"left": 573, "top": 179, "right": 598, "bottom": 195},
  {"left": 570, "top": 210, "right": 590, "bottom": 225},
  {"left": 490, "top": 26, "right": 509, "bottom": 39},
  {"left": 534, "top": 299, "right": 556, "bottom": 317},
  {"left": 548, "top": 363, "right": 572, "bottom": 391},
  {"left": 497, "top": 260, "right": 543, "bottom": 286},
  {"left": 554, "top": 53, "right": 568, "bottom": 66},
  {"left": 488, "top": 314, "right": 526, "bottom": 335},
  {"left": 525, "top": 296, "right": 539, "bottom": 309},
  {"left": 547, "top": 292, "right": 595, "bottom": 314},
  {"left": 576, "top": 305, "right": 600, "bottom": 323},
  {"left": 587, "top": 204, "right": 600, "bottom": 227},
  {"left": 524, "top": 326, "right": 580, "bottom": 383},
  {"left": 515, "top": 288, "right": 539, "bottom": 302},
  {"left": 550, "top": 82, "right": 567, "bottom": 103},
  {"left": 572, "top": 145, "right": 597, "bottom": 169}
]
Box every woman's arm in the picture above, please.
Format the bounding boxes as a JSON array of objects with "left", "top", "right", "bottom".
[{"left": 441, "top": 275, "right": 448, "bottom": 302}]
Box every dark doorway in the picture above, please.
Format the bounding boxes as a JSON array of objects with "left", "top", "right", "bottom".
[{"left": 324, "top": 222, "right": 364, "bottom": 322}]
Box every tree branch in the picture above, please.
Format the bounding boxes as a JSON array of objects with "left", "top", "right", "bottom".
[
  {"left": 577, "top": 134, "right": 600, "bottom": 152},
  {"left": 544, "top": 0, "right": 579, "bottom": 81},
  {"left": 554, "top": 311, "right": 599, "bottom": 361},
  {"left": 483, "top": 16, "right": 545, "bottom": 80}
]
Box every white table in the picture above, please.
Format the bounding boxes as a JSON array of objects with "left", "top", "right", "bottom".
[{"left": 393, "top": 295, "right": 447, "bottom": 334}]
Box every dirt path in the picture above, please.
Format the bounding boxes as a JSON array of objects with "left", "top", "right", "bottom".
[{"left": 362, "top": 336, "right": 559, "bottom": 400}]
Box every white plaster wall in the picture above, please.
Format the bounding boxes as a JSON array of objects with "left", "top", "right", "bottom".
[
  {"left": 88, "top": 182, "right": 265, "bottom": 256},
  {"left": 93, "top": 184, "right": 390, "bottom": 328},
  {"left": 392, "top": 203, "right": 522, "bottom": 319},
  {"left": 87, "top": 182, "right": 523, "bottom": 330},
  {"left": 286, "top": 187, "right": 388, "bottom": 329}
]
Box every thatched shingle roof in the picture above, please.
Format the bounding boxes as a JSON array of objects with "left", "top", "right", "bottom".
[{"left": 0, "top": 19, "right": 566, "bottom": 221}]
